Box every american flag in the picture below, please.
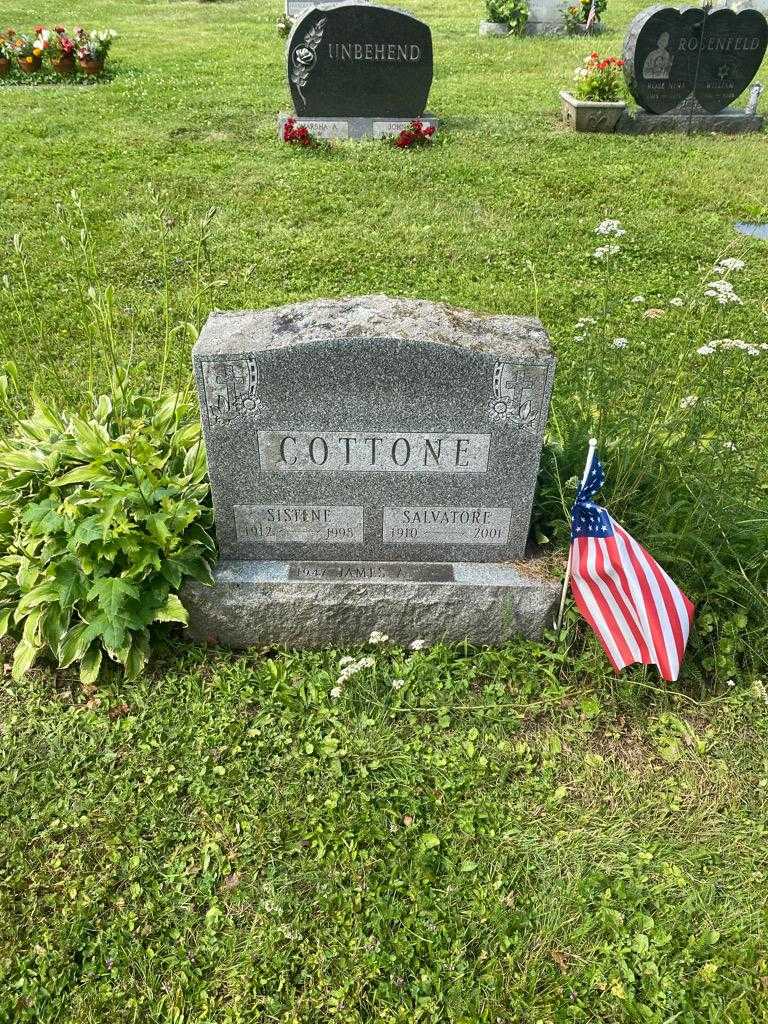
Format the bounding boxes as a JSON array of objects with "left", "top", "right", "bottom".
[
  {"left": 569, "top": 450, "right": 695, "bottom": 682},
  {"left": 585, "top": 0, "right": 598, "bottom": 31}
]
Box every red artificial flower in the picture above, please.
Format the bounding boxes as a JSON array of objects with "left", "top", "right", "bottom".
[{"left": 34, "top": 23, "right": 44, "bottom": 33}]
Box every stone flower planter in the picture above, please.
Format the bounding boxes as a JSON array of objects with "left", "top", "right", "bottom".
[
  {"left": 479, "top": 20, "right": 510, "bottom": 35},
  {"left": 560, "top": 90, "right": 626, "bottom": 132}
]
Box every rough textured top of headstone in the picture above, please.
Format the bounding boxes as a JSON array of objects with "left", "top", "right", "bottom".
[{"left": 194, "top": 295, "right": 552, "bottom": 360}]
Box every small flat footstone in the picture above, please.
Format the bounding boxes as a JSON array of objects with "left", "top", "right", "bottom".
[
  {"left": 182, "top": 559, "right": 560, "bottom": 648},
  {"left": 278, "top": 112, "right": 438, "bottom": 140}
]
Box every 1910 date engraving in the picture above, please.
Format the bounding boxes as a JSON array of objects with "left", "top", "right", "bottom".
[{"left": 383, "top": 506, "right": 512, "bottom": 545}]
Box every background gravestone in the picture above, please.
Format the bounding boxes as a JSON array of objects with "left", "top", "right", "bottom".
[
  {"left": 285, "top": 0, "right": 370, "bottom": 31},
  {"left": 621, "top": 3, "right": 767, "bottom": 132},
  {"left": 279, "top": 2, "right": 437, "bottom": 140},
  {"left": 182, "top": 295, "right": 559, "bottom": 648}
]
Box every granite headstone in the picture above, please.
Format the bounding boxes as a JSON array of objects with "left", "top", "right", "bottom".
[
  {"left": 279, "top": 2, "right": 437, "bottom": 140},
  {"left": 182, "top": 296, "right": 559, "bottom": 648},
  {"left": 624, "top": 4, "right": 768, "bottom": 113}
]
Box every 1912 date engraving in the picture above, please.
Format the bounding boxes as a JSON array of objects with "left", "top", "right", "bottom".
[
  {"left": 258, "top": 431, "right": 490, "bottom": 473},
  {"left": 235, "top": 505, "right": 363, "bottom": 544},
  {"left": 383, "top": 506, "right": 512, "bottom": 545}
]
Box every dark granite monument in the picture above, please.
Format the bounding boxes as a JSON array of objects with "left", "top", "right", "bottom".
[
  {"left": 620, "top": 4, "right": 767, "bottom": 133},
  {"left": 279, "top": 2, "right": 438, "bottom": 140},
  {"left": 182, "top": 295, "right": 559, "bottom": 648}
]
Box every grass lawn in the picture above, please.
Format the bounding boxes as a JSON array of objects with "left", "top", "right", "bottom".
[{"left": 1, "top": 0, "right": 768, "bottom": 1020}]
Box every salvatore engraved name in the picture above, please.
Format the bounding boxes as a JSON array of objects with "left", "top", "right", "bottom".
[
  {"left": 258, "top": 431, "right": 491, "bottom": 473},
  {"left": 328, "top": 42, "right": 422, "bottom": 62},
  {"left": 384, "top": 506, "right": 512, "bottom": 545}
]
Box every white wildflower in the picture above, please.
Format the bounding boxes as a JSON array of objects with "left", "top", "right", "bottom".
[
  {"left": 714, "top": 257, "right": 745, "bottom": 273},
  {"left": 593, "top": 244, "right": 621, "bottom": 260},
  {"left": 722, "top": 441, "right": 737, "bottom": 451},
  {"left": 338, "top": 655, "right": 354, "bottom": 667},
  {"left": 630, "top": 295, "right": 645, "bottom": 303},
  {"left": 726, "top": 679, "right": 736, "bottom": 688},
  {"left": 697, "top": 344, "right": 716, "bottom": 356},
  {"left": 357, "top": 656, "right": 375, "bottom": 669},
  {"left": 391, "top": 678, "right": 405, "bottom": 690},
  {"left": 612, "top": 337, "right": 628, "bottom": 349},
  {"left": 669, "top": 297, "right": 684, "bottom": 307},
  {"left": 330, "top": 686, "right": 343, "bottom": 699},
  {"left": 679, "top": 395, "right": 698, "bottom": 410},
  {"left": 368, "top": 630, "right": 389, "bottom": 645},
  {"left": 409, "top": 638, "right": 427, "bottom": 651},
  {"left": 595, "top": 219, "right": 626, "bottom": 237},
  {"left": 704, "top": 279, "right": 742, "bottom": 305}
]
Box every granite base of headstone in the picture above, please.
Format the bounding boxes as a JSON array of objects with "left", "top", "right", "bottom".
[
  {"left": 181, "top": 295, "right": 560, "bottom": 649},
  {"left": 280, "top": 2, "right": 438, "bottom": 141},
  {"left": 277, "top": 112, "right": 438, "bottom": 141}
]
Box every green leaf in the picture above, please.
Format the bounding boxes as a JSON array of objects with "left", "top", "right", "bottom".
[
  {"left": 152, "top": 594, "right": 188, "bottom": 625},
  {"left": 14, "top": 581, "right": 59, "bottom": 621},
  {"left": 72, "top": 517, "right": 105, "bottom": 547},
  {"left": 57, "top": 621, "right": 92, "bottom": 668},
  {"left": 79, "top": 645, "right": 102, "bottom": 685},
  {"left": 54, "top": 556, "right": 87, "bottom": 611},
  {"left": 0, "top": 607, "right": 12, "bottom": 637},
  {"left": 82, "top": 614, "right": 128, "bottom": 660},
  {"left": 124, "top": 630, "right": 150, "bottom": 680},
  {"left": 12, "top": 639, "right": 40, "bottom": 680},
  {"left": 418, "top": 833, "right": 441, "bottom": 853},
  {"left": 87, "top": 577, "right": 140, "bottom": 618},
  {"left": 54, "top": 464, "right": 109, "bottom": 487}
]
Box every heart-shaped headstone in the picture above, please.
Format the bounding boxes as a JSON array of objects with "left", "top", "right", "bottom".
[{"left": 623, "top": 4, "right": 768, "bottom": 114}]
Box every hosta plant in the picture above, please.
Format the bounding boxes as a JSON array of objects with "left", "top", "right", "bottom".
[
  {"left": 0, "top": 363, "right": 214, "bottom": 683},
  {"left": 485, "top": 0, "right": 529, "bottom": 33}
]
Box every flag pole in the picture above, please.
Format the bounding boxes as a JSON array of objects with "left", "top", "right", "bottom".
[{"left": 555, "top": 437, "right": 598, "bottom": 632}]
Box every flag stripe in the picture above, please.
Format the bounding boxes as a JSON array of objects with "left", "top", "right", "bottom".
[
  {"left": 614, "top": 522, "right": 675, "bottom": 680},
  {"left": 571, "top": 538, "right": 627, "bottom": 671},
  {"left": 588, "top": 539, "right": 643, "bottom": 664},
  {"left": 595, "top": 536, "right": 653, "bottom": 663}
]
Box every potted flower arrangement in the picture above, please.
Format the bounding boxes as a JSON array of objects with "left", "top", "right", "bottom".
[
  {"left": 48, "top": 26, "right": 77, "bottom": 76},
  {"left": 560, "top": 52, "right": 627, "bottom": 132},
  {"left": 0, "top": 29, "right": 13, "bottom": 77},
  {"left": 480, "top": 0, "right": 529, "bottom": 37},
  {"left": 75, "top": 26, "right": 117, "bottom": 76},
  {"left": 13, "top": 28, "right": 44, "bottom": 74},
  {"left": 563, "top": 0, "right": 607, "bottom": 35}
]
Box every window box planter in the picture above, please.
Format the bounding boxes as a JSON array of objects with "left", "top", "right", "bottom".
[
  {"left": 479, "top": 20, "right": 510, "bottom": 35},
  {"left": 560, "top": 90, "right": 626, "bottom": 132}
]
